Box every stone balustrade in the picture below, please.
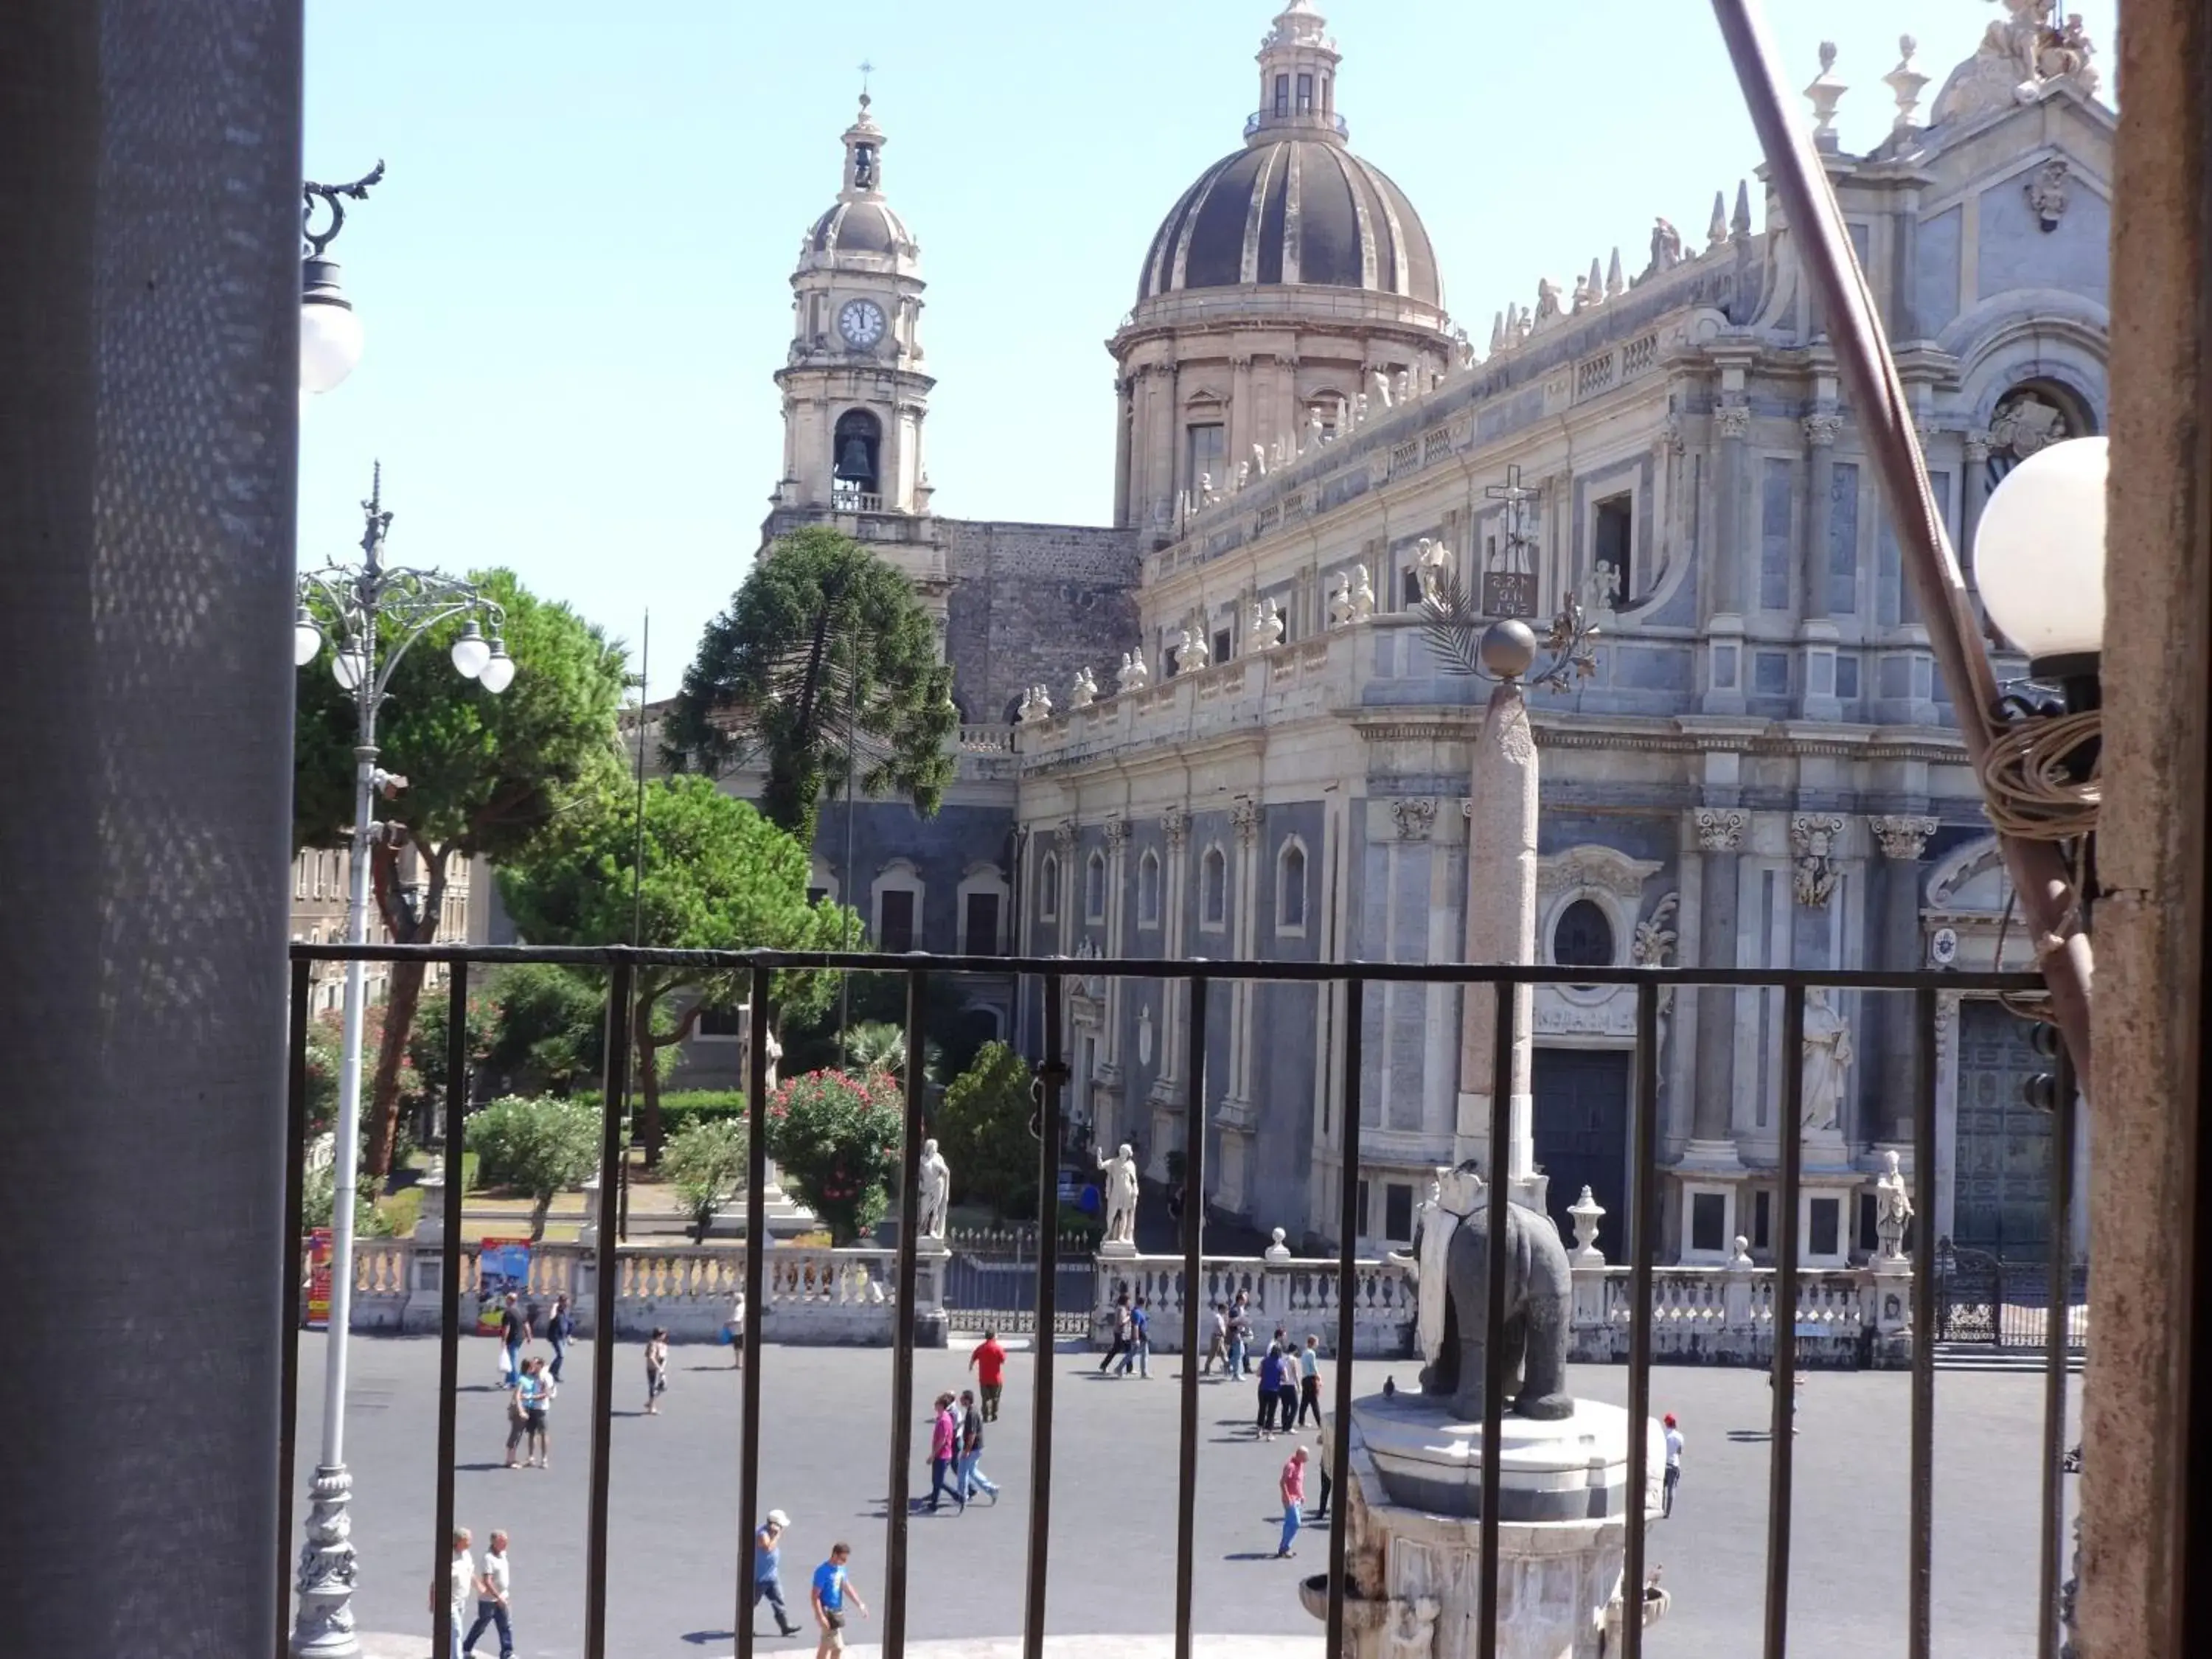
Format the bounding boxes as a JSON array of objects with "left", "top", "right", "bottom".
[
  {"left": 332, "top": 1237, "right": 945, "bottom": 1347},
  {"left": 1091, "top": 1253, "right": 1417, "bottom": 1357}
]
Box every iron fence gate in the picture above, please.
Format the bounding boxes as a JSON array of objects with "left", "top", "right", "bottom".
[
  {"left": 1937, "top": 1240, "right": 2090, "bottom": 1350},
  {"left": 942, "top": 1227, "right": 1095, "bottom": 1336}
]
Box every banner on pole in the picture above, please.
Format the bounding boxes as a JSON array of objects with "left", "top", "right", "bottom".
[
  {"left": 305, "top": 1228, "right": 334, "bottom": 1330},
  {"left": 477, "top": 1237, "right": 533, "bottom": 1335}
]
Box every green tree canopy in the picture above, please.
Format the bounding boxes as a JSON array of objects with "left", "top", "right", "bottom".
[
  {"left": 294, "top": 568, "right": 628, "bottom": 1179},
  {"left": 497, "top": 773, "right": 854, "bottom": 1159},
  {"left": 661, "top": 1118, "right": 749, "bottom": 1243},
  {"left": 936, "top": 1042, "right": 1039, "bottom": 1222},
  {"left": 661, "top": 526, "right": 957, "bottom": 844}
]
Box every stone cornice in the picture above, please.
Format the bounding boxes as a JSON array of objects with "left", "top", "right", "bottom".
[{"left": 1346, "top": 706, "right": 1971, "bottom": 764}]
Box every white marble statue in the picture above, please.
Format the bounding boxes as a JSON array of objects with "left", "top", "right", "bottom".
[
  {"left": 1800, "top": 987, "right": 1855, "bottom": 1132},
  {"left": 1874, "top": 1149, "right": 1913, "bottom": 1261},
  {"left": 1253, "top": 597, "right": 1284, "bottom": 649},
  {"left": 1096, "top": 1143, "right": 1141, "bottom": 1245},
  {"left": 1572, "top": 271, "right": 1595, "bottom": 313},
  {"left": 1413, "top": 535, "right": 1450, "bottom": 603},
  {"left": 1371, "top": 368, "right": 1393, "bottom": 409},
  {"left": 1234, "top": 459, "right": 1251, "bottom": 491},
  {"left": 1534, "top": 276, "right": 1565, "bottom": 324},
  {"left": 1015, "top": 686, "right": 1038, "bottom": 724},
  {"left": 1182, "top": 619, "right": 1211, "bottom": 670},
  {"left": 1117, "top": 647, "right": 1150, "bottom": 693},
  {"left": 1069, "top": 666, "right": 1097, "bottom": 709},
  {"left": 1349, "top": 563, "right": 1377, "bottom": 621},
  {"left": 1335, "top": 394, "right": 1352, "bottom": 436},
  {"left": 1650, "top": 215, "right": 1683, "bottom": 274},
  {"left": 1199, "top": 471, "right": 1217, "bottom": 505},
  {"left": 1327, "top": 571, "right": 1356, "bottom": 627},
  {"left": 1395, "top": 369, "right": 1412, "bottom": 405},
  {"left": 1307, "top": 406, "right": 1326, "bottom": 447},
  {"left": 1251, "top": 441, "right": 1268, "bottom": 479},
  {"left": 1353, "top": 392, "right": 1371, "bottom": 426},
  {"left": 917, "top": 1138, "right": 951, "bottom": 1239}
]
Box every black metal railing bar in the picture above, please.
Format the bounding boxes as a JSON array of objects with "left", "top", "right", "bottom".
[{"left": 276, "top": 942, "right": 2059, "bottom": 1659}]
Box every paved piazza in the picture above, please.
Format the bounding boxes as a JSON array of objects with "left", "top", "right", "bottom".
[{"left": 306, "top": 1335, "right": 2074, "bottom": 1658}]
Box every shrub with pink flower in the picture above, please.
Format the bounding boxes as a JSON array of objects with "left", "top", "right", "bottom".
[{"left": 764, "top": 1068, "right": 904, "bottom": 1245}]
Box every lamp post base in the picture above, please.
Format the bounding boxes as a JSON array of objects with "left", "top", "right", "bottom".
[{"left": 291, "top": 1462, "right": 362, "bottom": 1659}]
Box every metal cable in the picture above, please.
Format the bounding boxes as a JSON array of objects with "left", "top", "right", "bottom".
[{"left": 1976, "top": 709, "right": 2103, "bottom": 841}]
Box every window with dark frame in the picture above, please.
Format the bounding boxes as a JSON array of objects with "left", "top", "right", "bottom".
[
  {"left": 1593, "top": 491, "right": 1633, "bottom": 602},
  {"left": 1138, "top": 851, "right": 1160, "bottom": 927},
  {"left": 877, "top": 888, "right": 916, "bottom": 954},
  {"left": 1691, "top": 1192, "right": 1727, "bottom": 1253},
  {"left": 964, "top": 891, "right": 1001, "bottom": 956},
  {"left": 1809, "top": 1195, "right": 1840, "bottom": 1259},
  {"left": 1752, "top": 1189, "right": 1773, "bottom": 1251},
  {"left": 1274, "top": 73, "right": 1290, "bottom": 115},
  {"left": 1355, "top": 1181, "right": 1370, "bottom": 1239},
  {"left": 1383, "top": 1181, "right": 1414, "bottom": 1243},
  {"left": 1185, "top": 421, "right": 1225, "bottom": 493},
  {"left": 1296, "top": 72, "right": 1313, "bottom": 112},
  {"left": 1212, "top": 626, "right": 1232, "bottom": 664},
  {"left": 1552, "top": 898, "right": 1615, "bottom": 968},
  {"left": 697, "top": 1004, "right": 745, "bottom": 1038},
  {"left": 1279, "top": 842, "right": 1307, "bottom": 929},
  {"left": 1202, "top": 847, "right": 1226, "bottom": 927}
]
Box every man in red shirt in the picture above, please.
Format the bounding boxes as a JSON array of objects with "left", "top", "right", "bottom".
[
  {"left": 1276, "top": 1445, "right": 1309, "bottom": 1558},
  {"left": 969, "top": 1329, "right": 1007, "bottom": 1422}
]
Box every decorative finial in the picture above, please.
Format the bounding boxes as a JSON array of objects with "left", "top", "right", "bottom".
[
  {"left": 1884, "top": 35, "right": 1930, "bottom": 135},
  {"left": 1706, "top": 190, "right": 1728, "bottom": 251},
  {"left": 1604, "top": 247, "right": 1624, "bottom": 299},
  {"left": 359, "top": 461, "right": 392, "bottom": 564},
  {"left": 1805, "top": 41, "right": 1846, "bottom": 145},
  {"left": 1731, "top": 180, "right": 1753, "bottom": 242}
]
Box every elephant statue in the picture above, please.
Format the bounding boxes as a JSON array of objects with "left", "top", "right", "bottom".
[{"left": 1431, "top": 1190, "right": 1575, "bottom": 1422}]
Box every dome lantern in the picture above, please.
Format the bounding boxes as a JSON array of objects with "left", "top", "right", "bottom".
[{"left": 1250, "top": 0, "right": 1346, "bottom": 146}]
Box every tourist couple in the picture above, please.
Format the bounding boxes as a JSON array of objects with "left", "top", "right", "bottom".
[{"left": 926, "top": 1389, "right": 1001, "bottom": 1512}]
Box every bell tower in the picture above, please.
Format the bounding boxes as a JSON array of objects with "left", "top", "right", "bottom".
[{"left": 771, "top": 94, "right": 936, "bottom": 526}]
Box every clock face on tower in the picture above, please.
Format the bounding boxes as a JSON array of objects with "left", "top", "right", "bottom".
[{"left": 837, "top": 298, "right": 887, "bottom": 349}]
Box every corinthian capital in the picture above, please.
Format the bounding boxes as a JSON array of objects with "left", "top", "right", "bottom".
[
  {"left": 1802, "top": 412, "right": 1843, "bottom": 448},
  {"left": 1870, "top": 814, "right": 1939, "bottom": 861},
  {"left": 1693, "top": 807, "right": 1748, "bottom": 853},
  {"left": 1715, "top": 401, "right": 1753, "bottom": 440}
]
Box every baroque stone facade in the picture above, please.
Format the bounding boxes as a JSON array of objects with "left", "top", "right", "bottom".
[{"left": 738, "top": 6, "right": 2107, "bottom": 1262}]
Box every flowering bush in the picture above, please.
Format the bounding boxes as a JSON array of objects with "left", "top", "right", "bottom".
[{"left": 764, "top": 1068, "right": 903, "bottom": 1245}]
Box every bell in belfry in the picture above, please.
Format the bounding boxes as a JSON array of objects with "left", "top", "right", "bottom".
[{"left": 838, "top": 436, "right": 873, "bottom": 480}]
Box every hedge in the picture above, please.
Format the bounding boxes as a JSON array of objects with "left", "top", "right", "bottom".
[{"left": 657, "top": 1090, "right": 747, "bottom": 1138}]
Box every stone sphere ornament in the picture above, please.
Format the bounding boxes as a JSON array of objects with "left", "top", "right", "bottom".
[{"left": 1479, "top": 618, "right": 1538, "bottom": 680}]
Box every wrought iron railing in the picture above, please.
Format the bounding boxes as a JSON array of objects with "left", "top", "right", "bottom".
[{"left": 280, "top": 943, "right": 2076, "bottom": 1659}]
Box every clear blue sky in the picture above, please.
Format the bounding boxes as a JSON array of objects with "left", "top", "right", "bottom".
[{"left": 300, "top": 1, "right": 2115, "bottom": 682}]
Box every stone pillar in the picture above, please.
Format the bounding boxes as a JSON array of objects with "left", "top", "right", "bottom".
[
  {"left": 1687, "top": 810, "right": 1747, "bottom": 1153},
  {"left": 1714, "top": 399, "right": 1753, "bottom": 613},
  {"left": 1455, "top": 677, "right": 1541, "bottom": 1211},
  {"left": 0, "top": 7, "right": 302, "bottom": 1655},
  {"left": 1112, "top": 375, "right": 1135, "bottom": 528},
  {"left": 1147, "top": 807, "right": 1192, "bottom": 1178},
  {"left": 1870, "top": 815, "right": 1938, "bottom": 1143},
  {"left": 1228, "top": 352, "right": 1255, "bottom": 484},
  {"left": 1215, "top": 800, "right": 1262, "bottom": 1208},
  {"left": 1801, "top": 412, "right": 1841, "bottom": 619},
  {"left": 1959, "top": 433, "right": 1991, "bottom": 578}
]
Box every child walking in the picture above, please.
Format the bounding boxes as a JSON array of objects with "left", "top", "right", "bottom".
[{"left": 645, "top": 1329, "right": 670, "bottom": 1415}]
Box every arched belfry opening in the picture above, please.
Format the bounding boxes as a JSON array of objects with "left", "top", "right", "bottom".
[{"left": 833, "top": 408, "right": 882, "bottom": 506}]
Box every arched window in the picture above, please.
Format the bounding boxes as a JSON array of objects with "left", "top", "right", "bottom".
[
  {"left": 832, "top": 408, "right": 883, "bottom": 507},
  {"left": 1551, "top": 899, "right": 1615, "bottom": 968},
  {"left": 1038, "top": 853, "right": 1060, "bottom": 923},
  {"left": 1085, "top": 850, "right": 1107, "bottom": 924},
  {"left": 1277, "top": 838, "right": 1308, "bottom": 933},
  {"left": 1200, "top": 846, "right": 1228, "bottom": 931},
  {"left": 1138, "top": 849, "right": 1161, "bottom": 928}
]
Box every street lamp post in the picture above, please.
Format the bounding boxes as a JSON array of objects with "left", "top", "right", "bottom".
[
  {"left": 301, "top": 163, "right": 384, "bottom": 397},
  {"left": 288, "top": 468, "right": 514, "bottom": 1659}
]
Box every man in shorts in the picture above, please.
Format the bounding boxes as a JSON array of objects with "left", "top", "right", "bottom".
[
  {"left": 969, "top": 1329, "right": 1006, "bottom": 1422},
  {"left": 811, "top": 1541, "right": 869, "bottom": 1658}
]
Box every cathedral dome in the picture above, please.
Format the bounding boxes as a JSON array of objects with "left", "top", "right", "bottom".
[{"left": 1135, "top": 139, "right": 1438, "bottom": 306}]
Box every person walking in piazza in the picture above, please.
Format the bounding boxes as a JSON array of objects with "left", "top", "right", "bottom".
[
  {"left": 1256, "top": 1340, "right": 1287, "bottom": 1439},
  {"left": 1296, "top": 1334, "right": 1324, "bottom": 1427},
  {"left": 497, "top": 1292, "right": 529, "bottom": 1386},
  {"left": 521, "top": 1355, "right": 555, "bottom": 1467},
  {"left": 1116, "top": 1294, "right": 1151, "bottom": 1378},
  {"left": 1274, "top": 1337, "right": 1301, "bottom": 1432},
  {"left": 1276, "top": 1446, "right": 1310, "bottom": 1559},
  {"left": 433, "top": 1528, "right": 473, "bottom": 1659},
  {"left": 1226, "top": 1292, "right": 1252, "bottom": 1379},
  {"left": 543, "top": 1294, "right": 574, "bottom": 1386},
  {"left": 754, "top": 1509, "right": 802, "bottom": 1637},
  {"left": 727, "top": 1289, "right": 747, "bottom": 1370},
  {"left": 461, "top": 1527, "right": 515, "bottom": 1659},
  {"left": 810, "top": 1541, "right": 869, "bottom": 1659},
  {"left": 969, "top": 1327, "right": 1007, "bottom": 1420},
  {"left": 1661, "top": 1413, "right": 1684, "bottom": 1517},
  {"left": 503, "top": 1362, "right": 532, "bottom": 1469},
  {"left": 1203, "top": 1302, "right": 1229, "bottom": 1375},
  {"left": 1098, "top": 1291, "right": 1134, "bottom": 1377},
  {"left": 956, "top": 1388, "right": 1001, "bottom": 1503},
  {"left": 926, "top": 1392, "right": 964, "bottom": 1513},
  {"left": 645, "top": 1328, "right": 671, "bottom": 1414}
]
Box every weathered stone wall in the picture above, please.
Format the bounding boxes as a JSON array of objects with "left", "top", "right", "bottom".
[
  {"left": 942, "top": 518, "right": 1142, "bottom": 726},
  {"left": 2081, "top": 3, "right": 2207, "bottom": 1653}
]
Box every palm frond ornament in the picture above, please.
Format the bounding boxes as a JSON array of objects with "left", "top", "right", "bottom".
[{"left": 1415, "top": 561, "right": 1601, "bottom": 693}]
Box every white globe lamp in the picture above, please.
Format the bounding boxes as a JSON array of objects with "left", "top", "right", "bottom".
[
  {"left": 1973, "top": 436, "right": 2106, "bottom": 680},
  {"left": 477, "top": 641, "right": 515, "bottom": 695},
  {"left": 293, "top": 608, "right": 325, "bottom": 668},
  {"left": 450, "top": 622, "right": 491, "bottom": 679},
  {"left": 300, "top": 256, "right": 366, "bottom": 396}
]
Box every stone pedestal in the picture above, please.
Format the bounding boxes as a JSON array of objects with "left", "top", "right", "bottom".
[
  {"left": 1097, "top": 1237, "right": 1138, "bottom": 1259},
  {"left": 1308, "top": 1393, "right": 1668, "bottom": 1659}
]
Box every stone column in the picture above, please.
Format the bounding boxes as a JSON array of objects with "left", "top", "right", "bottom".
[
  {"left": 1801, "top": 413, "right": 1842, "bottom": 619},
  {"left": 1959, "top": 433, "right": 1992, "bottom": 578},
  {"left": 1455, "top": 675, "right": 1542, "bottom": 1212},
  {"left": 1112, "top": 375, "right": 1135, "bottom": 528},
  {"left": 1687, "top": 810, "right": 1747, "bottom": 1153},
  {"left": 1, "top": 7, "right": 301, "bottom": 1655},
  {"left": 1099, "top": 817, "right": 1130, "bottom": 1086},
  {"left": 1714, "top": 400, "right": 1753, "bottom": 613},
  {"left": 1870, "top": 815, "right": 1938, "bottom": 1143},
  {"left": 1148, "top": 807, "right": 1193, "bottom": 1175},
  {"left": 1228, "top": 352, "right": 1255, "bottom": 484}
]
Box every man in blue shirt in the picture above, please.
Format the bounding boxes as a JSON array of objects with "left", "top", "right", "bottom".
[
  {"left": 1116, "top": 1294, "right": 1151, "bottom": 1378},
  {"left": 810, "top": 1542, "right": 869, "bottom": 1659},
  {"left": 753, "top": 1509, "right": 800, "bottom": 1637}
]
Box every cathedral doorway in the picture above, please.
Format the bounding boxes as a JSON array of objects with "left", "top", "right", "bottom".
[
  {"left": 1952, "top": 1000, "right": 2054, "bottom": 1256},
  {"left": 1531, "top": 1046, "right": 1631, "bottom": 1248}
]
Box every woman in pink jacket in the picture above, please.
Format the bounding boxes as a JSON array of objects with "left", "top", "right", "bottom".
[{"left": 926, "top": 1393, "right": 964, "bottom": 1514}]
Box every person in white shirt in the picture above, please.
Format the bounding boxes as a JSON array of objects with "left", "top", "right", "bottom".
[
  {"left": 1662, "top": 1413, "right": 1685, "bottom": 1517},
  {"left": 432, "top": 1528, "right": 473, "bottom": 1659},
  {"left": 463, "top": 1528, "right": 514, "bottom": 1658}
]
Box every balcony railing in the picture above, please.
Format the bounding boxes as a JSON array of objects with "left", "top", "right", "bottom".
[{"left": 282, "top": 942, "right": 2076, "bottom": 1659}]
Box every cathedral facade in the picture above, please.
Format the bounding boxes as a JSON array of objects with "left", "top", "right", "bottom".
[{"left": 751, "top": 4, "right": 2110, "bottom": 1265}]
